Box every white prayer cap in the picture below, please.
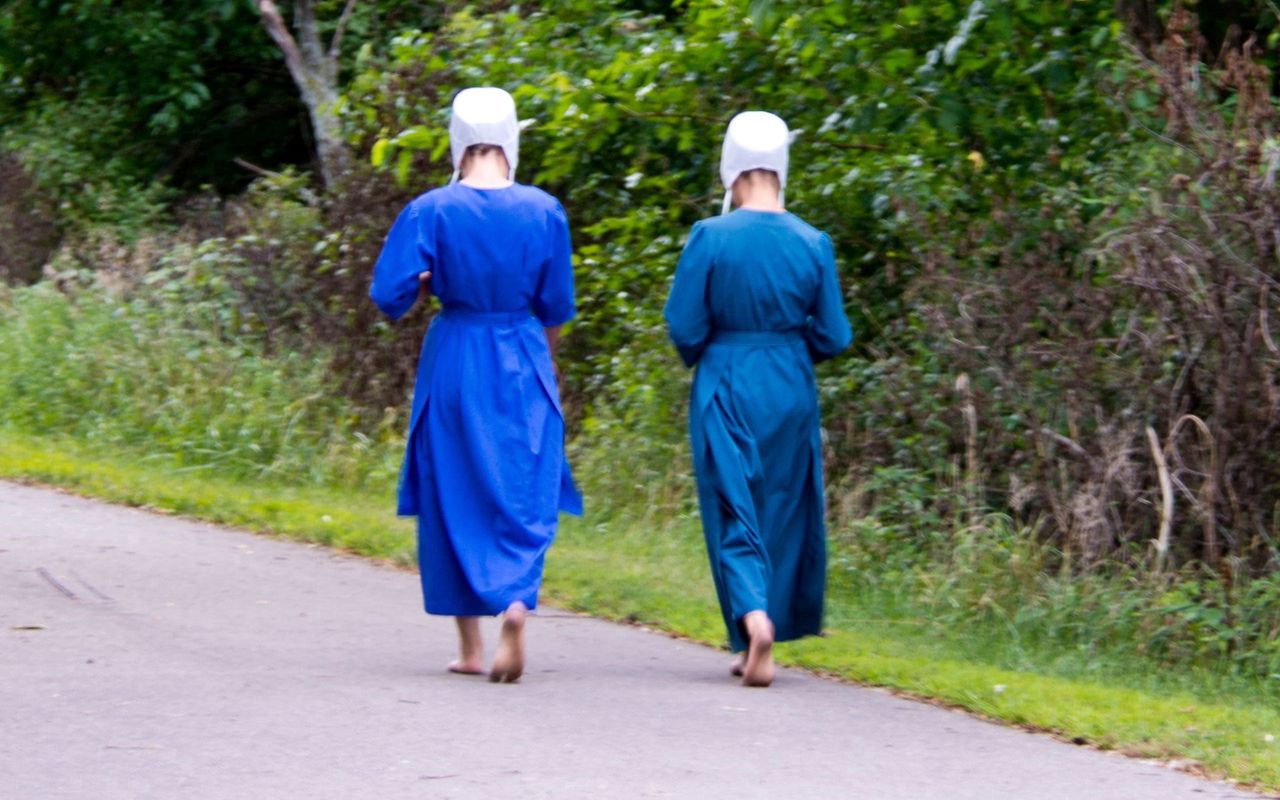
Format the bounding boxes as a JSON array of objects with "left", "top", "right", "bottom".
[
  {"left": 449, "top": 87, "right": 519, "bottom": 183},
  {"left": 719, "top": 111, "right": 789, "bottom": 214}
]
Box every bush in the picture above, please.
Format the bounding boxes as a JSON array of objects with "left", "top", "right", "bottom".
[
  {"left": 912, "top": 10, "right": 1280, "bottom": 576},
  {"left": 1, "top": 98, "right": 171, "bottom": 235},
  {"left": 0, "top": 154, "right": 59, "bottom": 283}
]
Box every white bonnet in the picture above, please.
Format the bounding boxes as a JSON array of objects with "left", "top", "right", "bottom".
[
  {"left": 719, "top": 111, "right": 789, "bottom": 214},
  {"left": 449, "top": 87, "right": 519, "bottom": 183}
]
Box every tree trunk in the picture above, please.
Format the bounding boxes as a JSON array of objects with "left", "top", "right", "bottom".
[
  {"left": 290, "top": 67, "right": 350, "bottom": 187},
  {"left": 256, "top": 0, "right": 356, "bottom": 188}
]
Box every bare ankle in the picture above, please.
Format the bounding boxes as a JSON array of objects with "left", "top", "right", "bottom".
[
  {"left": 743, "top": 610, "right": 773, "bottom": 640},
  {"left": 455, "top": 616, "right": 483, "bottom": 662}
]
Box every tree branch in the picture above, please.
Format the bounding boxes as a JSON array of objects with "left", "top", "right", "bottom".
[
  {"left": 256, "top": 0, "right": 310, "bottom": 89},
  {"left": 233, "top": 157, "right": 283, "bottom": 179},
  {"left": 329, "top": 0, "right": 360, "bottom": 64},
  {"left": 293, "top": 0, "right": 326, "bottom": 72},
  {"left": 824, "top": 139, "right": 887, "bottom": 152},
  {"left": 1039, "top": 427, "right": 1091, "bottom": 461},
  {"left": 614, "top": 104, "right": 723, "bottom": 125},
  {"left": 1146, "top": 425, "right": 1174, "bottom": 572},
  {"left": 234, "top": 158, "right": 320, "bottom": 204}
]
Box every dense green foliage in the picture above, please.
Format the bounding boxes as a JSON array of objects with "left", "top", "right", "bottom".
[
  {"left": 348, "top": 0, "right": 1125, "bottom": 426},
  {"left": 338, "top": 1, "right": 1280, "bottom": 580},
  {"left": 3, "top": 0, "right": 1280, "bottom": 690},
  {"left": 0, "top": 0, "right": 310, "bottom": 228}
]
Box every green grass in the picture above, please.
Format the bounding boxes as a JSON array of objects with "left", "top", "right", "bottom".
[
  {"left": 2, "top": 427, "right": 1278, "bottom": 792},
  {"left": 0, "top": 430, "right": 415, "bottom": 565}
]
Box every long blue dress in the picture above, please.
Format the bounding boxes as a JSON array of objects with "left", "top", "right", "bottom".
[
  {"left": 370, "top": 182, "right": 582, "bottom": 617},
  {"left": 664, "top": 209, "right": 852, "bottom": 652}
]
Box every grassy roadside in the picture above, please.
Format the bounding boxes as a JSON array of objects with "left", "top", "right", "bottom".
[{"left": 2, "top": 428, "right": 1277, "bottom": 792}]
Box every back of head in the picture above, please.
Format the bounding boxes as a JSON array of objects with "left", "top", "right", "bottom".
[
  {"left": 449, "top": 87, "right": 520, "bottom": 183},
  {"left": 719, "top": 111, "right": 790, "bottom": 214}
]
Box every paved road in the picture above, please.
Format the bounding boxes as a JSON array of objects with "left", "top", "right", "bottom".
[{"left": 0, "top": 480, "right": 1267, "bottom": 800}]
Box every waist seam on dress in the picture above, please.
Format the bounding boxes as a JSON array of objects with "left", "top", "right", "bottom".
[
  {"left": 709, "top": 329, "right": 803, "bottom": 347},
  {"left": 439, "top": 308, "right": 533, "bottom": 325}
]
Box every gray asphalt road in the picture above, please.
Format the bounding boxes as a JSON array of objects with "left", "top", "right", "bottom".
[{"left": 0, "top": 480, "right": 1266, "bottom": 800}]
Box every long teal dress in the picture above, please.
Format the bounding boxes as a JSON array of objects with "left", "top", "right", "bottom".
[{"left": 663, "top": 209, "right": 852, "bottom": 652}]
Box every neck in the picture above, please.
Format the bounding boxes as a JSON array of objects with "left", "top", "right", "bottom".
[
  {"left": 460, "top": 152, "right": 512, "bottom": 188},
  {"left": 735, "top": 183, "right": 783, "bottom": 212}
]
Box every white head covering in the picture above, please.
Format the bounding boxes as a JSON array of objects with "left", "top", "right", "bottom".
[
  {"left": 449, "top": 87, "right": 519, "bottom": 183},
  {"left": 719, "top": 111, "right": 789, "bottom": 214}
]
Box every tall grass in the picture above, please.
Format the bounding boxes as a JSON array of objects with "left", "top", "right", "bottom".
[{"left": 0, "top": 279, "right": 402, "bottom": 487}]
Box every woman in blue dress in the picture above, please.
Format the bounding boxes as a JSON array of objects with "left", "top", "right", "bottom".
[
  {"left": 664, "top": 112, "right": 852, "bottom": 687},
  {"left": 370, "top": 87, "right": 581, "bottom": 683}
]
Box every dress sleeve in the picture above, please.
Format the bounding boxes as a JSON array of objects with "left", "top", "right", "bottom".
[
  {"left": 663, "top": 222, "right": 714, "bottom": 368},
  {"left": 804, "top": 232, "right": 853, "bottom": 363},
  {"left": 532, "top": 201, "right": 576, "bottom": 327},
  {"left": 370, "top": 201, "right": 435, "bottom": 321}
]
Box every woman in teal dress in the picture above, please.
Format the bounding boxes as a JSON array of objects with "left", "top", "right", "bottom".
[{"left": 664, "top": 112, "right": 852, "bottom": 687}]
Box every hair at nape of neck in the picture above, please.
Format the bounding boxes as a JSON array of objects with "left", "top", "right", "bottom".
[
  {"left": 731, "top": 168, "right": 782, "bottom": 207},
  {"left": 460, "top": 144, "right": 510, "bottom": 179},
  {"left": 734, "top": 169, "right": 780, "bottom": 191}
]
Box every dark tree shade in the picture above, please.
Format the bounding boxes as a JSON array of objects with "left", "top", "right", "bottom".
[{"left": 0, "top": 0, "right": 309, "bottom": 193}]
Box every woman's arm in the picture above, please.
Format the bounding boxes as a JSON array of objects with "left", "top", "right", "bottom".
[
  {"left": 805, "top": 233, "right": 853, "bottom": 363},
  {"left": 370, "top": 202, "right": 435, "bottom": 320},
  {"left": 532, "top": 202, "right": 576, "bottom": 328},
  {"left": 534, "top": 202, "right": 575, "bottom": 383},
  {"left": 663, "top": 223, "right": 713, "bottom": 368}
]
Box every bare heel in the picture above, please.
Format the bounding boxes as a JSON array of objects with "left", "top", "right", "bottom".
[
  {"left": 741, "top": 611, "right": 775, "bottom": 688},
  {"left": 489, "top": 603, "right": 527, "bottom": 683}
]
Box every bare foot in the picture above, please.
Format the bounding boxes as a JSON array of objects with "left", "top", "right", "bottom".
[
  {"left": 741, "top": 611, "right": 775, "bottom": 688},
  {"left": 730, "top": 654, "right": 746, "bottom": 677},
  {"left": 450, "top": 616, "right": 484, "bottom": 675},
  {"left": 489, "top": 602, "right": 527, "bottom": 683}
]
